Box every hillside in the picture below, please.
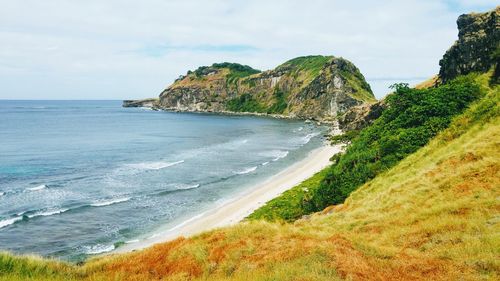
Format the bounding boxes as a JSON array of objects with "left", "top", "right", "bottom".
[
  {"left": 134, "top": 55, "right": 375, "bottom": 122},
  {"left": 1, "top": 72, "right": 498, "bottom": 281}
]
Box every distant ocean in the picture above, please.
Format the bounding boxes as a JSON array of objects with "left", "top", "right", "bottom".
[{"left": 0, "top": 100, "right": 325, "bottom": 261}]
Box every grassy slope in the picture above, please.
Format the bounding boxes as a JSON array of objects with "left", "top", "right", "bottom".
[
  {"left": 246, "top": 167, "right": 331, "bottom": 222},
  {"left": 250, "top": 74, "right": 488, "bottom": 222},
  {"left": 3, "top": 74, "right": 497, "bottom": 280}
]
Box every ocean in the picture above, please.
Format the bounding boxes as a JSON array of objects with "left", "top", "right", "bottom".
[{"left": 0, "top": 100, "right": 325, "bottom": 261}]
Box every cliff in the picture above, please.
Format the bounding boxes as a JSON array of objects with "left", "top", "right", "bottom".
[
  {"left": 439, "top": 6, "right": 499, "bottom": 83},
  {"left": 157, "top": 56, "right": 375, "bottom": 122}
]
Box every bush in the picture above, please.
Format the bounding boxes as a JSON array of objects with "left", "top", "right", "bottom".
[{"left": 305, "top": 75, "right": 483, "bottom": 212}]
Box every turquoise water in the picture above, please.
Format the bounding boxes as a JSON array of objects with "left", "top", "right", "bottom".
[{"left": 0, "top": 100, "right": 325, "bottom": 261}]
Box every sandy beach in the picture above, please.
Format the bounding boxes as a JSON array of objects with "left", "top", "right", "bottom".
[{"left": 114, "top": 143, "right": 342, "bottom": 253}]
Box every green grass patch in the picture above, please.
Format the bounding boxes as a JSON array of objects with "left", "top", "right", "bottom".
[
  {"left": 247, "top": 168, "right": 330, "bottom": 222},
  {"left": 277, "top": 55, "right": 332, "bottom": 79},
  {"left": 266, "top": 89, "right": 288, "bottom": 114},
  {"left": 226, "top": 93, "right": 266, "bottom": 113}
]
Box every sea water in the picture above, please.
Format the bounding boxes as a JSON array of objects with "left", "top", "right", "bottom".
[{"left": 0, "top": 100, "right": 325, "bottom": 261}]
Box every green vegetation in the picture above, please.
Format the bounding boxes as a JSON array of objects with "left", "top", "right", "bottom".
[
  {"left": 266, "top": 89, "right": 288, "bottom": 114},
  {"left": 277, "top": 55, "right": 332, "bottom": 78},
  {"left": 226, "top": 93, "right": 265, "bottom": 113},
  {"left": 329, "top": 129, "right": 360, "bottom": 144},
  {"left": 189, "top": 62, "right": 260, "bottom": 80},
  {"left": 339, "top": 69, "right": 375, "bottom": 102},
  {"left": 226, "top": 89, "right": 289, "bottom": 114},
  {"left": 251, "top": 73, "right": 488, "bottom": 221},
  {"left": 0, "top": 252, "right": 79, "bottom": 281},
  {"left": 307, "top": 75, "right": 484, "bottom": 211},
  {"left": 247, "top": 168, "right": 329, "bottom": 222}
]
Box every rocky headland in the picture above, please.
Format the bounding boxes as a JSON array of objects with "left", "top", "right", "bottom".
[{"left": 124, "top": 56, "right": 376, "bottom": 123}]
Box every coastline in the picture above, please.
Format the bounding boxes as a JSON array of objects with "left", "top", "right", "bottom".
[
  {"left": 123, "top": 101, "right": 336, "bottom": 125},
  {"left": 113, "top": 143, "right": 341, "bottom": 254}
]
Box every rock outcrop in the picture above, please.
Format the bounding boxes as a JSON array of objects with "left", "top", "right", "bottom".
[
  {"left": 439, "top": 7, "right": 499, "bottom": 83},
  {"left": 123, "top": 98, "right": 159, "bottom": 108},
  {"left": 157, "top": 56, "right": 375, "bottom": 122},
  {"left": 338, "top": 101, "right": 386, "bottom": 131}
]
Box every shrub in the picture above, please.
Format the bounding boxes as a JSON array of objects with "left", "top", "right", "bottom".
[{"left": 305, "top": 75, "right": 483, "bottom": 211}]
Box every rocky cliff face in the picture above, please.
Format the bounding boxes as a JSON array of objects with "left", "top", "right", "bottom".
[
  {"left": 439, "top": 7, "right": 499, "bottom": 83},
  {"left": 158, "top": 56, "right": 375, "bottom": 122},
  {"left": 338, "top": 101, "right": 386, "bottom": 131}
]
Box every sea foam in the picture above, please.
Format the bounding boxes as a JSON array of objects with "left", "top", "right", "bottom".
[
  {"left": 301, "top": 132, "right": 320, "bottom": 144},
  {"left": 26, "top": 184, "right": 47, "bottom": 191},
  {"left": 0, "top": 216, "right": 22, "bottom": 229},
  {"left": 176, "top": 184, "right": 200, "bottom": 190},
  {"left": 83, "top": 244, "right": 115, "bottom": 255},
  {"left": 126, "top": 160, "right": 184, "bottom": 170},
  {"left": 27, "top": 208, "right": 69, "bottom": 218},
  {"left": 272, "top": 150, "right": 289, "bottom": 161},
  {"left": 90, "top": 197, "right": 131, "bottom": 207},
  {"left": 234, "top": 166, "right": 257, "bottom": 175}
]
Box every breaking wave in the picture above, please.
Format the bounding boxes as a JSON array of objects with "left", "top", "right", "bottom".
[
  {"left": 26, "top": 184, "right": 47, "bottom": 191},
  {"left": 82, "top": 244, "right": 115, "bottom": 255},
  {"left": 90, "top": 197, "right": 131, "bottom": 207},
  {"left": 26, "top": 208, "right": 69, "bottom": 218},
  {"left": 234, "top": 166, "right": 258, "bottom": 175},
  {"left": 0, "top": 216, "right": 22, "bottom": 229},
  {"left": 126, "top": 160, "right": 184, "bottom": 170}
]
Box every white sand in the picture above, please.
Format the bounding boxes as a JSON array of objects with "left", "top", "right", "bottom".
[{"left": 114, "top": 144, "right": 342, "bottom": 253}]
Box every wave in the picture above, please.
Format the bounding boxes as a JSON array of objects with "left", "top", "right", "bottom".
[
  {"left": 90, "top": 197, "right": 131, "bottom": 207},
  {"left": 176, "top": 183, "right": 200, "bottom": 190},
  {"left": 0, "top": 216, "right": 23, "bottom": 229},
  {"left": 155, "top": 183, "right": 201, "bottom": 196},
  {"left": 272, "top": 150, "right": 289, "bottom": 161},
  {"left": 293, "top": 126, "right": 304, "bottom": 132},
  {"left": 234, "top": 166, "right": 257, "bottom": 175},
  {"left": 0, "top": 192, "right": 4, "bottom": 196},
  {"left": 26, "top": 184, "right": 47, "bottom": 191},
  {"left": 262, "top": 161, "right": 270, "bottom": 166},
  {"left": 83, "top": 244, "right": 115, "bottom": 255},
  {"left": 26, "top": 208, "right": 69, "bottom": 218},
  {"left": 125, "top": 239, "right": 140, "bottom": 244},
  {"left": 301, "top": 132, "right": 320, "bottom": 144},
  {"left": 126, "top": 160, "right": 184, "bottom": 170}
]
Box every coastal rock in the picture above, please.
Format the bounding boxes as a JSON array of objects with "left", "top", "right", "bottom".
[
  {"left": 157, "top": 56, "right": 376, "bottom": 122},
  {"left": 123, "top": 98, "right": 159, "bottom": 109},
  {"left": 439, "top": 7, "right": 499, "bottom": 83},
  {"left": 338, "top": 100, "right": 386, "bottom": 131}
]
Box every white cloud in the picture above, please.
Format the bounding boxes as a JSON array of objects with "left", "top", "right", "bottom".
[{"left": 0, "top": 0, "right": 497, "bottom": 99}]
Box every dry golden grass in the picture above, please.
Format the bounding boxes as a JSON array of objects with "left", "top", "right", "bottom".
[{"left": 414, "top": 75, "right": 440, "bottom": 89}]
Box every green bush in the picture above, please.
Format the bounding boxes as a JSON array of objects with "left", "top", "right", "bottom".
[
  {"left": 226, "top": 93, "right": 266, "bottom": 112},
  {"left": 267, "top": 89, "right": 288, "bottom": 114},
  {"left": 305, "top": 75, "right": 483, "bottom": 212}
]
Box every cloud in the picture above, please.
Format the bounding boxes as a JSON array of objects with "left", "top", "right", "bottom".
[
  {"left": 0, "top": 0, "right": 497, "bottom": 99},
  {"left": 139, "top": 44, "right": 258, "bottom": 57}
]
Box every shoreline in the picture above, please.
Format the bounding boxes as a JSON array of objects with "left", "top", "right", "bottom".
[
  {"left": 123, "top": 101, "right": 337, "bottom": 125},
  {"left": 113, "top": 143, "right": 341, "bottom": 254}
]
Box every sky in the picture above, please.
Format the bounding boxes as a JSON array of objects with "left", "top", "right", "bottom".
[{"left": 0, "top": 0, "right": 497, "bottom": 100}]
